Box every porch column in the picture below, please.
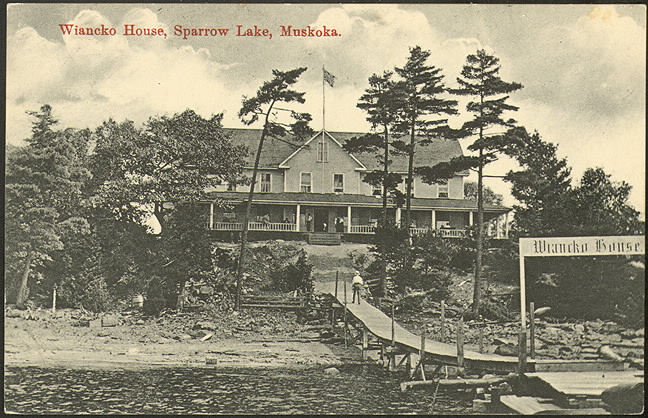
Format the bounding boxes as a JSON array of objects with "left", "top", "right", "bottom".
[
  {"left": 468, "top": 211, "right": 474, "bottom": 226},
  {"left": 395, "top": 207, "right": 402, "bottom": 226},
  {"left": 347, "top": 206, "right": 352, "bottom": 232},
  {"left": 431, "top": 209, "right": 436, "bottom": 231},
  {"left": 209, "top": 202, "right": 214, "bottom": 230},
  {"left": 504, "top": 212, "right": 509, "bottom": 239},
  {"left": 296, "top": 204, "right": 301, "bottom": 232},
  {"left": 496, "top": 215, "right": 501, "bottom": 238}
]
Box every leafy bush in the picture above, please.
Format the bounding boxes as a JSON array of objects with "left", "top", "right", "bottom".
[
  {"left": 269, "top": 251, "right": 313, "bottom": 293},
  {"left": 58, "top": 274, "right": 115, "bottom": 312}
]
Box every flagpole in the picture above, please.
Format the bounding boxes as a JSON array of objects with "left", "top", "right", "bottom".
[{"left": 322, "top": 65, "right": 326, "bottom": 132}]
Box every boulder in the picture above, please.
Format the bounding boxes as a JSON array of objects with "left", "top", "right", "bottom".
[
  {"left": 601, "top": 382, "right": 644, "bottom": 413},
  {"left": 101, "top": 314, "right": 119, "bottom": 327},
  {"left": 494, "top": 344, "right": 518, "bottom": 357},
  {"left": 89, "top": 318, "right": 102, "bottom": 328},
  {"left": 324, "top": 367, "right": 340, "bottom": 375}
]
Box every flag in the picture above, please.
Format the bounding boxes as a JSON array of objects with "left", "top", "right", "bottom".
[{"left": 323, "top": 68, "right": 336, "bottom": 87}]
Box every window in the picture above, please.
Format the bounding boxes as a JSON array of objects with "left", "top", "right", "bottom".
[
  {"left": 260, "top": 173, "right": 271, "bottom": 193},
  {"left": 316, "top": 140, "right": 329, "bottom": 162},
  {"left": 300, "top": 172, "right": 312, "bottom": 192},
  {"left": 372, "top": 184, "right": 382, "bottom": 197},
  {"left": 333, "top": 174, "right": 344, "bottom": 193},
  {"left": 227, "top": 181, "right": 237, "bottom": 191},
  {"left": 437, "top": 179, "right": 449, "bottom": 198}
]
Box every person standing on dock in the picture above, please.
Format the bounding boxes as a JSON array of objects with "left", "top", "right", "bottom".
[{"left": 352, "top": 271, "right": 364, "bottom": 304}]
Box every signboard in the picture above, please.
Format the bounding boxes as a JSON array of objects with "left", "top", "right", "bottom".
[
  {"left": 520, "top": 235, "right": 645, "bottom": 257},
  {"left": 516, "top": 235, "right": 645, "bottom": 372}
]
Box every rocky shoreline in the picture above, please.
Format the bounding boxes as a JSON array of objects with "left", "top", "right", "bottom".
[{"left": 4, "top": 306, "right": 360, "bottom": 371}]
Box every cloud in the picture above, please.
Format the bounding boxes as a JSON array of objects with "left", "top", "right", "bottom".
[
  {"left": 514, "top": 5, "right": 645, "bottom": 118},
  {"left": 6, "top": 8, "right": 240, "bottom": 144}
]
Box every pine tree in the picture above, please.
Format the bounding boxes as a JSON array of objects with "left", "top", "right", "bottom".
[
  {"left": 236, "top": 67, "right": 313, "bottom": 309},
  {"left": 393, "top": 46, "right": 458, "bottom": 232},
  {"left": 5, "top": 105, "right": 92, "bottom": 305},
  {"left": 452, "top": 49, "right": 522, "bottom": 316},
  {"left": 503, "top": 128, "right": 572, "bottom": 236},
  {"left": 344, "top": 71, "right": 404, "bottom": 228}
]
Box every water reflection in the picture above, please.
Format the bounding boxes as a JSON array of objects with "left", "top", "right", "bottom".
[{"left": 5, "top": 365, "right": 473, "bottom": 414}]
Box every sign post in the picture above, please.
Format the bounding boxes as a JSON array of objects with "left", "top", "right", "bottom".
[{"left": 517, "top": 235, "right": 644, "bottom": 374}]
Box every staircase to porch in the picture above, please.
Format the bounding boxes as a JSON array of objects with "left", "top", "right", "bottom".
[{"left": 307, "top": 233, "right": 341, "bottom": 246}]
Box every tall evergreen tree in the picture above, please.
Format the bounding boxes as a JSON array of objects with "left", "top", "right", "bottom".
[
  {"left": 503, "top": 128, "right": 573, "bottom": 236},
  {"left": 452, "top": 49, "right": 522, "bottom": 316},
  {"left": 344, "top": 71, "right": 405, "bottom": 297},
  {"left": 344, "top": 71, "right": 404, "bottom": 228},
  {"left": 393, "top": 46, "right": 458, "bottom": 232},
  {"left": 5, "top": 105, "right": 92, "bottom": 305},
  {"left": 236, "top": 67, "right": 313, "bottom": 310}
]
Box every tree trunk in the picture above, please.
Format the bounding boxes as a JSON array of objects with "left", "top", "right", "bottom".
[
  {"left": 236, "top": 109, "right": 272, "bottom": 310},
  {"left": 473, "top": 146, "right": 484, "bottom": 317},
  {"left": 381, "top": 127, "right": 390, "bottom": 297},
  {"left": 16, "top": 244, "right": 34, "bottom": 306},
  {"left": 404, "top": 117, "right": 416, "bottom": 235}
]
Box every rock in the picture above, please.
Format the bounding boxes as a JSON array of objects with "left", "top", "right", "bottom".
[
  {"left": 324, "top": 367, "right": 340, "bottom": 375},
  {"left": 101, "top": 315, "right": 119, "bottom": 327},
  {"left": 601, "top": 382, "right": 644, "bottom": 413},
  {"left": 574, "top": 324, "right": 585, "bottom": 334},
  {"left": 135, "top": 319, "right": 145, "bottom": 325},
  {"left": 496, "top": 382, "right": 513, "bottom": 395},
  {"left": 603, "top": 334, "right": 622, "bottom": 343},
  {"left": 89, "top": 318, "right": 102, "bottom": 328},
  {"left": 635, "top": 328, "right": 644, "bottom": 337},
  {"left": 494, "top": 344, "right": 518, "bottom": 357},
  {"left": 97, "top": 329, "right": 111, "bottom": 337},
  {"left": 198, "top": 285, "right": 214, "bottom": 295},
  {"left": 5, "top": 309, "right": 22, "bottom": 318},
  {"left": 481, "top": 374, "right": 496, "bottom": 380},
  {"left": 200, "top": 333, "right": 213, "bottom": 341},
  {"left": 195, "top": 321, "right": 218, "bottom": 331}
]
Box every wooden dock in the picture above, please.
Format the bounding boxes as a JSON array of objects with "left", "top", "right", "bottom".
[
  {"left": 316, "top": 280, "right": 532, "bottom": 373},
  {"left": 316, "top": 279, "right": 645, "bottom": 414}
]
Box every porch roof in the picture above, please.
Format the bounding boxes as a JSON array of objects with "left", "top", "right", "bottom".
[{"left": 204, "top": 191, "right": 510, "bottom": 213}]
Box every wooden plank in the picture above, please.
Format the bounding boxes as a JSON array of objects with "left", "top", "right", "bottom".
[
  {"left": 526, "top": 371, "right": 643, "bottom": 397},
  {"left": 534, "top": 360, "right": 627, "bottom": 372},
  {"left": 499, "top": 395, "right": 563, "bottom": 415},
  {"left": 315, "top": 280, "right": 531, "bottom": 373}
]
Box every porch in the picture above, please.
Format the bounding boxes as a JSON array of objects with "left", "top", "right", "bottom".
[{"left": 207, "top": 202, "right": 509, "bottom": 239}]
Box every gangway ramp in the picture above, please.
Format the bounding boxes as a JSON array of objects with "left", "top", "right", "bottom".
[{"left": 316, "top": 280, "right": 533, "bottom": 373}]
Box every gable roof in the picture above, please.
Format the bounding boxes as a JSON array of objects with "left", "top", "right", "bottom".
[
  {"left": 278, "top": 130, "right": 366, "bottom": 170},
  {"left": 224, "top": 128, "right": 464, "bottom": 172}
]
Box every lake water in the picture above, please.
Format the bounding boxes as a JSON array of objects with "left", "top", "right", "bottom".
[{"left": 4, "top": 365, "right": 474, "bottom": 414}]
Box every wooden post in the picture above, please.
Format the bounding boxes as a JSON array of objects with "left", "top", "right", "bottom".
[
  {"left": 335, "top": 270, "right": 339, "bottom": 299},
  {"left": 530, "top": 301, "right": 535, "bottom": 359},
  {"left": 478, "top": 319, "right": 484, "bottom": 354},
  {"left": 440, "top": 300, "right": 446, "bottom": 342},
  {"left": 456, "top": 315, "right": 464, "bottom": 369},
  {"left": 362, "top": 327, "right": 368, "bottom": 361},
  {"left": 420, "top": 331, "right": 426, "bottom": 381},
  {"left": 52, "top": 285, "right": 57, "bottom": 313},
  {"left": 518, "top": 330, "right": 527, "bottom": 375},
  {"left": 391, "top": 303, "right": 395, "bottom": 346},
  {"left": 343, "top": 283, "right": 348, "bottom": 348}
]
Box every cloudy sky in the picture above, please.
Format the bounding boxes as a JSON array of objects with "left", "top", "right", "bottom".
[{"left": 6, "top": 3, "right": 646, "bottom": 215}]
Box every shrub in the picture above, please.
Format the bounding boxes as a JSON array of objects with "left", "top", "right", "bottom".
[{"left": 269, "top": 251, "right": 313, "bottom": 293}]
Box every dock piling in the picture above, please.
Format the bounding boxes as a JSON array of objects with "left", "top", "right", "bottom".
[
  {"left": 440, "top": 300, "right": 446, "bottom": 342},
  {"left": 530, "top": 301, "right": 535, "bottom": 359},
  {"left": 456, "top": 315, "right": 464, "bottom": 370}
]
